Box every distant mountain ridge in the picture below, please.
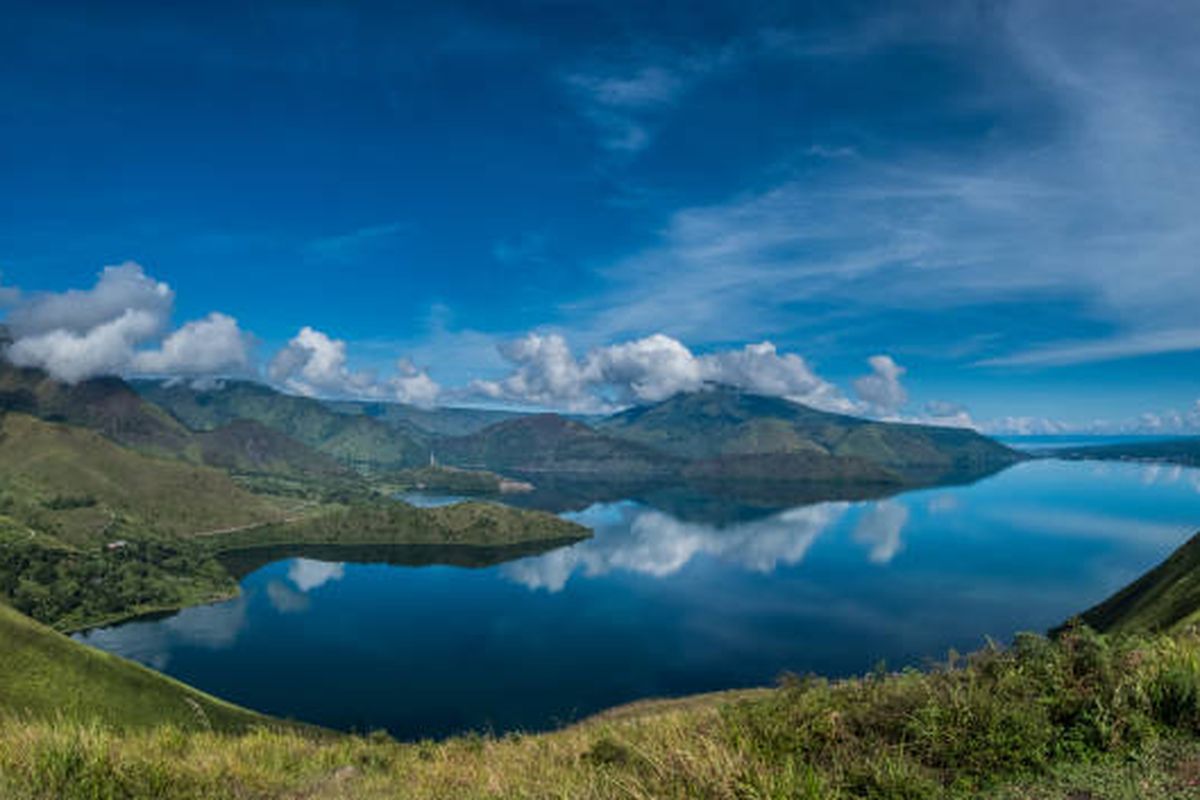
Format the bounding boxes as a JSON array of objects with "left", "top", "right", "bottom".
[
  {"left": 595, "top": 386, "right": 1019, "bottom": 484},
  {"left": 436, "top": 385, "right": 1020, "bottom": 486},
  {"left": 133, "top": 378, "right": 428, "bottom": 469}
]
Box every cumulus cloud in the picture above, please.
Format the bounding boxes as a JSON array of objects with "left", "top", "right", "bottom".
[
  {"left": 8, "top": 308, "right": 164, "bottom": 383},
  {"left": 853, "top": 355, "right": 908, "bottom": 415},
  {"left": 471, "top": 332, "right": 861, "bottom": 413},
  {"left": 269, "top": 326, "right": 440, "bottom": 406},
  {"left": 2, "top": 262, "right": 255, "bottom": 383},
  {"left": 131, "top": 312, "right": 253, "bottom": 376},
  {"left": 6, "top": 262, "right": 173, "bottom": 337}
]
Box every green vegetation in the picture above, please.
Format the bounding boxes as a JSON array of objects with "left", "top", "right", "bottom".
[
  {"left": 134, "top": 379, "right": 428, "bottom": 469},
  {"left": 596, "top": 386, "right": 1021, "bottom": 485},
  {"left": 1079, "top": 532, "right": 1200, "bottom": 635},
  {"left": 1052, "top": 437, "right": 1200, "bottom": 468},
  {"left": 5, "top": 621, "right": 1200, "bottom": 797},
  {"left": 0, "top": 533, "right": 235, "bottom": 631},
  {"left": 328, "top": 398, "right": 523, "bottom": 437},
  {"left": 0, "top": 603, "right": 273, "bottom": 733},
  {"left": 0, "top": 412, "right": 279, "bottom": 546},
  {"left": 205, "top": 501, "right": 589, "bottom": 553},
  {"left": 387, "top": 465, "right": 511, "bottom": 495},
  {"left": 438, "top": 413, "right": 683, "bottom": 476}
]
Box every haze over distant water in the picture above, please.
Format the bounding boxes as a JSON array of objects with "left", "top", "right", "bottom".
[{"left": 78, "top": 460, "right": 1200, "bottom": 739}]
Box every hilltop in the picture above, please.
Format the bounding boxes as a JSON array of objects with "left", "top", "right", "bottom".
[
  {"left": 597, "top": 386, "right": 1020, "bottom": 485},
  {"left": 133, "top": 379, "right": 428, "bottom": 469}
]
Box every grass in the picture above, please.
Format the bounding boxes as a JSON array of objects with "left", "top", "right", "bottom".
[
  {"left": 0, "top": 603, "right": 274, "bottom": 734},
  {"left": 1080, "top": 531, "right": 1200, "bottom": 634},
  {"left": 0, "top": 412, "right": 280, "bottom": 547},
  {"left": 7, "top": 619, "right": 1200, "bottom": 797}
]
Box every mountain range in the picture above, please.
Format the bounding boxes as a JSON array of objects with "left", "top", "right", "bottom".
[{"left": 133, "top": 376, "right": 1020, "bottom": 487}]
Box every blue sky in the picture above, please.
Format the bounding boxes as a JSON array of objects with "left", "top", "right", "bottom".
[{"left": 1, "top": 0, "right": 1198, "bottom": 432}]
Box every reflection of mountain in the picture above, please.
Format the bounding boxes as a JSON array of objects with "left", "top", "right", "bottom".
[
  {"left": 501, "top": 501, "right": 852, "bottom": 592},
  {"left": 217, "top": 539, "right": 581, "bottom": 581}
]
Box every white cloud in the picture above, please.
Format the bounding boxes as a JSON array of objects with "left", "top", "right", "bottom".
[
  {"left": 978, "top": 328, "right": 1200, "bottom": 368},
  {"left": 2, "top": 263, "right": 257, "bottom": 383},
  {"left": 8, "top": 308, "right": 163, "bottom": 383},
  {"left": 472, "top": 332, "right": 862, "bottom": 414},
  {"left": 575, "top": 2, "right": 1200, "bottom": 365},
  {"left": 6, "top": 262, "right": 173, "bottom": 338},
  {"left": 470, "top": 332, "right": 595, "bottom": 410},
  {"left": 854, "top": 355, "right": 908, "bottom": 415},
  {"left": 390, "top": 358, "right": 441, "bottom": 407},
  {"left": 131, "top": 312, "right": 253, "bottom": 376},
  {"left": 269, "top": 326, "right": 441, "bottom": 406}
]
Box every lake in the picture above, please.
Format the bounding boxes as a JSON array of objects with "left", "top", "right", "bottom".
[{"left": 76, "top": 459, "right": 1200, "bottom": 740}]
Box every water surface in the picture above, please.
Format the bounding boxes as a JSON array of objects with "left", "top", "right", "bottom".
[{"left": 78, "top": 460, "right": 1200, "bottom": 739}]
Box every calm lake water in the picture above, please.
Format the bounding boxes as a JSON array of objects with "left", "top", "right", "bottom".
[{"left": 77, "top": 459, "right": 1200, "bottom": 739}]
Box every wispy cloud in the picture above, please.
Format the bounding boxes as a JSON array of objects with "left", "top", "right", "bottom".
[
  {"left": 570, "top": 1, "right": 1200, "bottom": 365},
  {"left": 978, "top": 328, "right": 1200, "bottom": 367}
]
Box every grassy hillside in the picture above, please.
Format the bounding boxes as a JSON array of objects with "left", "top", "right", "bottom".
[
  {"left": 135, "top": 379, "right": 427, "bottom": 469},
  {"left": 438, "top": 414, "right": 680, "bottom": 477},
  {"left": 4, "top": 623, "right": 1200, "bottom": 797},
  {"left": 0, "top": 412, "right": 279, "bottom": 545},
  {"left": 0, "top": 363, "right": 193, "bottom": 456},
  {"left": 598, "top": 386, "right": 1021, "bottom": 484},
  {"left": 328, "top": 399, "right": 525, "bottom": 437},
  {"left": 1053, "top": 438, "right": 1200, "bottom": 468},
  {"left": 1080, "top": 531, "right": 1200, "bottom": 634},
  {"left": 0, "top": 603, "right": 271, "bottom": 733},
  {"left": 191, "top": 418, "right": 353, "bottom": 482}
]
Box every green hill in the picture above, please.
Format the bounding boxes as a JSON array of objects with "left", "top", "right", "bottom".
[
  {"left": 192, "top": 418, "right": 352, "bottom": 482},
  {"left": 0, "top": 412, "right": 279, "bottom": 546},
  {"left": 437, "top": 413, "right": 680, "bottom": 477},
  {"left": 598, "top": 386, "right": 1021, "bottom": 484},
  {"left": 0, "top": 362, "right": 356, "bottom": 488},
  {"left": 1079, "top": 531, "right": 1200, "bottom": 634},
  {"left": 0, "top": 363, "right": 193, "bottom": 456},
  {"left": 135, "top": 379, "right": 427, "bottom": 469},
  {"left": 0, "top": 602, "right": 276, "bottom": 733},
  {"left": 328, "top": 399, "right": 525, "bottom": 436}
]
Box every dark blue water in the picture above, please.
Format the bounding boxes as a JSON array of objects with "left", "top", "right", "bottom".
[{"left": 77, "top": 460, "right": 1200, "bottom": 739}]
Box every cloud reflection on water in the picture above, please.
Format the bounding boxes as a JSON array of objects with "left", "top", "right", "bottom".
[
  {"left": 501, "top": 500, "right": 856, "bottom": 592},
  {"left": 74, "top": 595, "right": 249, "bottom": 671}
]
